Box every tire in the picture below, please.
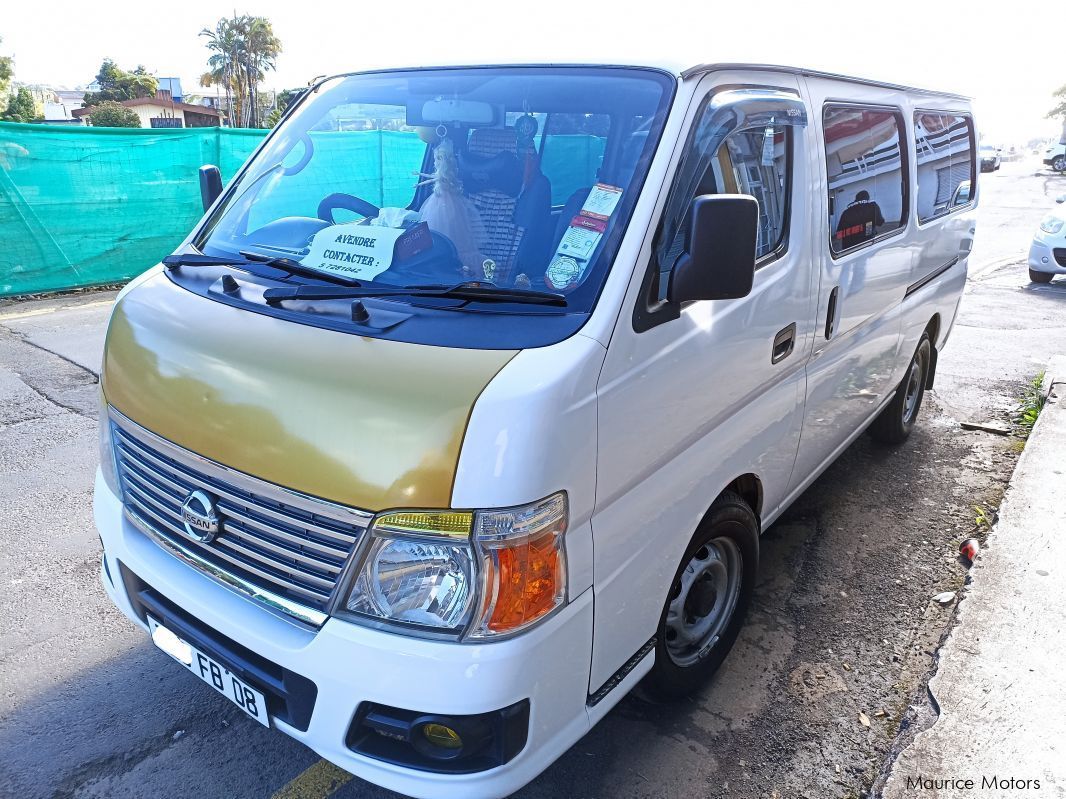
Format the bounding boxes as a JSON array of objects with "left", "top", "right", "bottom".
[
  {"left": 1053, "top": 155, "right": 1066, "bottom": 173},
  {"left": 642, "top": 490, "right": 759, "bottom": 701},
  {"left": 868, "top": 333, "right": 932, "bottom": 445},
  {"left": 1029, "top": 269, "right": 1054, "bottom": 284}
]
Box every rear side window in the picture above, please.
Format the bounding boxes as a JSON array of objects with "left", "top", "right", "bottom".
[
  {"left": 823, "top": 105, "right": 908, "bottom": 254},
  {"left": 913, "top": 111, "right": 975, "bottom": 222}
]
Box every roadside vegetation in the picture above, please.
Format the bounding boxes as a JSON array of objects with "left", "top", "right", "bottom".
[{"left": 1014, "top": 371, "right": 1047, "bottom": 439}]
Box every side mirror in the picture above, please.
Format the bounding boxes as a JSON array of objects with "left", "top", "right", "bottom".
[
  {"left": 1056, "top": 194, "right": 1066, "bottom": 204},
  {"left": 668, "top": 194, "right": 758, "bottom": 304},
  {"left": 199, "top": 165, "right": 223, "bottom": 212}
]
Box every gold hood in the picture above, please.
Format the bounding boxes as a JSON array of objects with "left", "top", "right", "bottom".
[{"left": 102, "top": 273, "right": 516, "bottom": 511}]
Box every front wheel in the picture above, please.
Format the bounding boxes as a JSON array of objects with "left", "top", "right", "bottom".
[
  {"left": 869, "top": 333, "right": 932, "bottom": 445},
  {"left": 1052, "top": 155, "right": 1066, "bottom": 173},
  {"left": 643, "top": 491, "right": 759, "bottom": 701},
  {"left": 1030, "top": 269, "right": 1054, "bottom": 284}
]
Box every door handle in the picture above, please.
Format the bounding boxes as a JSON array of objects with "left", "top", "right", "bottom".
[
  {"left": 824, "top": 286, "right": 839, "bottom": 340},
  {"left": 771, "top": 323, "right": 797, "bottom": 364}
]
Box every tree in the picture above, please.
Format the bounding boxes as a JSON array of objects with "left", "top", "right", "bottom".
[
  {"left": 87, "top": 100, "right": 140, "bottom": 127},
  {"left": 264, "top": 88, "right": 303, "bottom": 128},
  {"left": 1049, "top": 84, "right": 1066, "bottom": 122},
  {"left": 1, "top": 86, "right": 41, "bottom": 122},
  {"left": 200, "top": 15, "right": 281, "bottom": 128},
  {"left": 1, "top": 37, "right": 15, "bottom": 116},
  {"left": 83, "top": 59, "right": 157, "bottom": 106}
]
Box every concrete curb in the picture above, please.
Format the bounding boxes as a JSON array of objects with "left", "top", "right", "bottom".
[{"left": 880, "top": 357, "right": 1066, "bottom": 797}]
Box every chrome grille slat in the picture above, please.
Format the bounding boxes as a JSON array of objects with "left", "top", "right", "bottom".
[
  {"left": 220, "top": 506, "right": 350, "bottom": 560},
  {"left": 110, "top": 409, "right": 369, "bottom": 620},
  {"left": 219, "top": 523, "right": 344, "bottom": 576}
]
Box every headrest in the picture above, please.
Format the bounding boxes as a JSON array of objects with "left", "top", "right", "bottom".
[
  {"left": 468, "top": 127, "right": 518, "bottom": 157},
  {"left": 461, "top": 127, "right": 522, "bottom": 197}
]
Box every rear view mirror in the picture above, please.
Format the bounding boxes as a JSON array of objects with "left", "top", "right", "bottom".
[
  {"left": 199, "top": 165, "right": 223, "bottom": 212},
  {"left": 420, "top": 99, "right": 495, "bottom": 127},
  {"left": 668, "top": 195, "right": 758, "bottom": 304}
]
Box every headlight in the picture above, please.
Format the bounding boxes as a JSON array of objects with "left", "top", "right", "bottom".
[
  {"left": 343, "top": 493, "right": 568, "bottom": 639},
  {"left": 98, "top": 391, "right": 121, "bottom": 496},
  {"left": 1039, "top": 215, "right": 1064, "bottom": 235}
]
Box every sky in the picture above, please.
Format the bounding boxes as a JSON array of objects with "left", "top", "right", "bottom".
[{"left": 3, "top": 0, "right": 1063, "bottom": 144}]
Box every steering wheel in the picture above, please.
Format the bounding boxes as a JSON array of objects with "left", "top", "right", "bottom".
[{"left": 317, "top": 193, "right": 381, "bottom": 224}]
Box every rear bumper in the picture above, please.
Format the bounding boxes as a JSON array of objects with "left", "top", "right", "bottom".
[{"left": 94, "top": 469, "right": 594, "bottom": 799}]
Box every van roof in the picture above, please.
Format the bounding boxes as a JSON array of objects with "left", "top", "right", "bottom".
[{"left": 315, "top": 60, "right": 970, "bottom": 102}]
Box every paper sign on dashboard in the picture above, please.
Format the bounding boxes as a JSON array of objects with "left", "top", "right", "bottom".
[{"left": 301, "top": 225, "right": 405, "bottom": 281}]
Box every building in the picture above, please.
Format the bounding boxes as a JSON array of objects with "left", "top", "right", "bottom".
[
  {"left": 72, "top": 91, "right": 223, "bottom": 128},
  {"left": 156, "top": 77, "right": 184, "bottom": 103}
]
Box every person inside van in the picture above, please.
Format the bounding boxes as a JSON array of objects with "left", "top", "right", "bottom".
[{"left": 835, "top": 189, "right": 885, "bottom": 249}]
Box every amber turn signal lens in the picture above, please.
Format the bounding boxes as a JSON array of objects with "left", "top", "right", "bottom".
[
  {"left": 471, "top": 492, "right": 568, "bottom": 637},
  {"left": 483, "top": 529, "right": 564, "bottom": 633}
]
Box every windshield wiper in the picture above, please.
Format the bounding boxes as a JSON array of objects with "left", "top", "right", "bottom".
[
  {"left": 261, "top": 281, "right": 568, "bottom": 307},
  {"left": 239, "top": 250, "right": 362, "bottom": 286},
  {"left": 163, "top": 252, "right": 292, "bottom": 281}
]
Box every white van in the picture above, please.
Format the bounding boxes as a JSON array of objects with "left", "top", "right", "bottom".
[{"left": 94, "top": 61, "right": 975, "bottom": 798}]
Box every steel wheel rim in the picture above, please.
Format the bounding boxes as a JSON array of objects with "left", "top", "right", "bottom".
[
  {"left": 903, "top": 357, "right": 923, "bottom": 423},
  {"left": 664, "top": 537, "right": 743, "bottom": 667}
]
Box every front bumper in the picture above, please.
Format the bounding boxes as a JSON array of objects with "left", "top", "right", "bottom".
[
  {"left": 1028, "top": 238, "right": 1066, "bottom": 275},
  {"left": 94, "top": 469, "right": 595, "bottom": 799}
]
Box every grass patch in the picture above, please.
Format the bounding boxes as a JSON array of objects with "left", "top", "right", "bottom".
[{"left": 1015, "top": 371, "right": 1047, "bottom": 439}]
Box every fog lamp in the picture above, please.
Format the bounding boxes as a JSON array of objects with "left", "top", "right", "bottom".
[{"left": 421, "top": 722, "right": 463, "bottom": 750}]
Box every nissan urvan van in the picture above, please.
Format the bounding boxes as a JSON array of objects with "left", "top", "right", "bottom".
[{"left": 94, "top": 61, "right": 976, "bottom": 798}]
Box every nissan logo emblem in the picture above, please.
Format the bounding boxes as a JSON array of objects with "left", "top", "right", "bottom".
[{"left": 180, "top": 490, "right": 220, "bottom": 543}]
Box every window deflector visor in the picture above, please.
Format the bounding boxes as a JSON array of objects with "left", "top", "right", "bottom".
[{"left": 655, "top": 89, "right": 808, "bottom": 270}]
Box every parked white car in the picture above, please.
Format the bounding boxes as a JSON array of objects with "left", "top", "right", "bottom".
[
  {"left": 1028, "top": 197, "right": 1066, "bottom": 283},
  {"left": 1043, "top": 141, "right": 1066, "bottom": 173}
]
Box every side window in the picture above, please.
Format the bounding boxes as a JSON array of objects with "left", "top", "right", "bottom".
[
  {"left": 823, "top": 105, "right": 907, "bottom": 254},
  {"left": 658, "top": 125, "right": 792, "bottom": 298},
  {"left": 722, "top": 128, "right": 790, "bottom": 259},
  {"left": 913, "top": 111, "right": 975, "bottom": 221}
]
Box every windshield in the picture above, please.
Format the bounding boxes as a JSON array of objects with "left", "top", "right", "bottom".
[{"left": 196, "top": 66, "right": 673, "bottom": 315}]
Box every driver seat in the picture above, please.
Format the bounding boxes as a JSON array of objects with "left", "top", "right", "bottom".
[{"left": 463, "top": 127, "right": 550, "bottom": 284}]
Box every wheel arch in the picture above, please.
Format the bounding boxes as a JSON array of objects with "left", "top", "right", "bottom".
[{"left": 721, "top": 473, "right": 763, "bottom": 527}]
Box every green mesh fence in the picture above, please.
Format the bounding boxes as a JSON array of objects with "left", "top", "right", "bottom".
[
  {"left": 0, "top": 123, "right": 267, "bottom": 297},
  {"left": 0, "top": 122, "right": 606, "bottom": 297}
]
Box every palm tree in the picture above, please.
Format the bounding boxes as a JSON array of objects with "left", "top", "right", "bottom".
[{"left": 200, "top": 15, "right": 281, "bottom": 128}]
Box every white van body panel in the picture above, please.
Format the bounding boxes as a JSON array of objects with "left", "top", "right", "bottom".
[
  {"left": 582, "top": 68, "right": 975, "bottom": 693},
  {"left": 587, "top": 69, "right": 817, "bottom": 692},
  {"left": 452, "top": 332, "right": 606, "bottom": 597}
]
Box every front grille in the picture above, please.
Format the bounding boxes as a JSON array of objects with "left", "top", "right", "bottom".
[
  {"left": 110, "top": 411, "right": 371, "bottom": 619},
  {"left": 1054, "top": 248, "right": 1066, "bottom": 268}
]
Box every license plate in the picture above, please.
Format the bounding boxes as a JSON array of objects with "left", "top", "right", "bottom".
[{"left": 148, "top": 617, "right": 270, "bottom": 727}]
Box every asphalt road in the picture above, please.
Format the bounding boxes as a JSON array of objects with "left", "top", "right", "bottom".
[{"left": 1, "top": 157, "right": 1064, "bottom": 799}]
